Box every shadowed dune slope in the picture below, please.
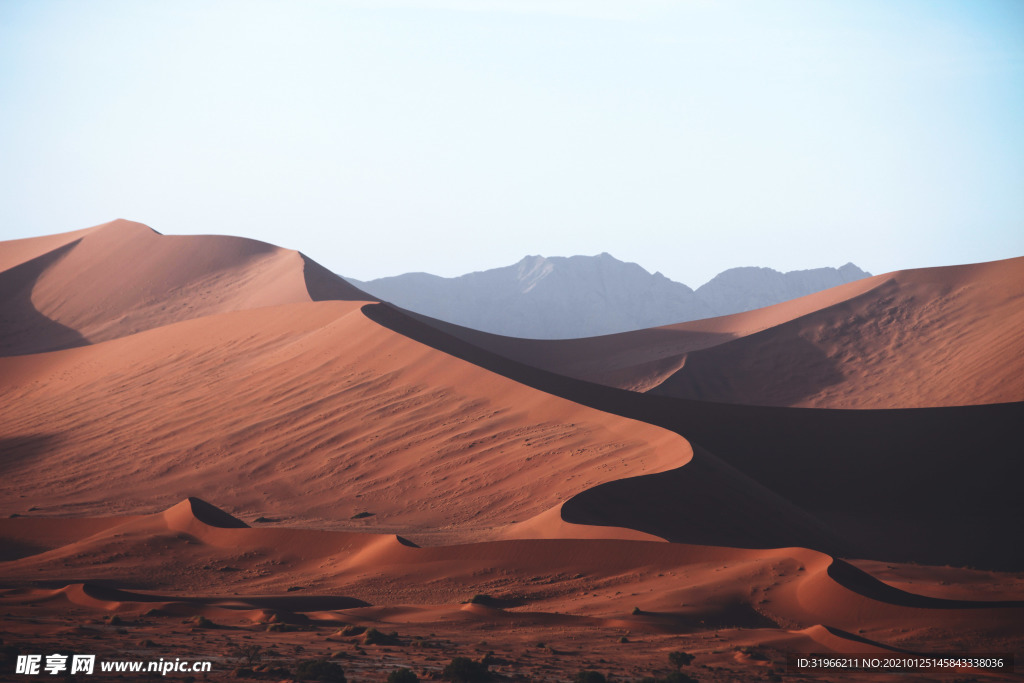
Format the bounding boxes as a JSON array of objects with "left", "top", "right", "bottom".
[
  {"left": 0, "top": 219, "right": 373, "bottom": 355},
  {"left": 164, "top": 496, "right": 250, "bottom": 530},
  {"left": 0, "top": 225, "right": 96, "bottom": 273},
  {"left": 413, "top": 257, "right": 1024, "bottom": 408},
  {"left": 364, "top": 303, "right": 1024, "bottom": 570}
]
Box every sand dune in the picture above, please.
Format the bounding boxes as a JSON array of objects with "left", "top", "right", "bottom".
[
  {"left": 0, "top": 299, "right": 694, "bottom": 543},
  {"left": 0, "top": 223, "right": 854, "bottom": 554},
  {"left": 2, "top": 501, "right": 1021, "bottom": 681},
  {"left": 0, "top": 225, "right": 96, "bottom": 273},
  {"left": 0, "top": 219, "right": 371, "bottom": 355},
  {"left": 420, "top": 257, "right": 1024, "bottom": 408},
  {"left": 404, "top": 272, "right": 887, "bottom": 391},
  {"left": 2, "top": 222, "right": 1021, "bottom": 680},
  {"left": 364, "top": 301, "right": 1024, "bottom": 570},
  {"left": 3, "top": 225, "right": 1019, "bottom": 567},
  {"left": 11, "top": 292, "right": 1015, "bottom": 568},
  {"left": 651, "top": 257, "right": 1024, "bottom": 408}
]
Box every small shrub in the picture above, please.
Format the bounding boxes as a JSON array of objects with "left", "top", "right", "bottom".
[
  {"left": 296, "top": 658, "right": 346, "bottom": 682},
  {"left": 387, "top": 668, "right": 420, "bottom": 683},
  {"left": 668, "top": 651, "right": 695, "bottom": 669},
  {"left": 232, "top": 644, "right": 263, "bottom": 666},
  {"left": 442, "top": 656, "right": 490, "bottom": 682},
  {"left": 573, "top": 671, "right": 607, "bottom": 683}
]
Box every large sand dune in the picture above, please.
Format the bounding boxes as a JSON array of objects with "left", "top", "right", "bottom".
[
  {"left": 0, "top": 219, "right": 369, "bottom": 356},
  {"left": 1, "top": 221, "right": 1021, "bottom": 680},
  {"left": 0, "top": 299, "right": 692, "bottom": 543},
  {"left": 363, "top": 302, "right": 1024, "bottom": 570},
  {"left": 7, "top": 290, "right": 1019, "bottom": 568}
]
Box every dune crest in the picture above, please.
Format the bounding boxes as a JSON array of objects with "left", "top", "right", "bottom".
[
  {"left": 162, "top": 497, "right": 250, "bottom": 531},
  {"left": 0, "top": 219, "right": 374, "bottom": 355},
  {"left": 498, "top": 503, "right": 666, "bottom": 542}
]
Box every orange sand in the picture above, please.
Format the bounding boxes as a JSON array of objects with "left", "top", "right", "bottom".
[{"left": 2, "top": 221, "right": 1021, "bottom": 681}]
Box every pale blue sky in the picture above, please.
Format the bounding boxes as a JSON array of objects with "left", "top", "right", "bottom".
[{"left": 1, "top": 0, "right": 1022, "bottom": 286}]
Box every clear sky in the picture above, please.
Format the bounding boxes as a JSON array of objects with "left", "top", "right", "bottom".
[{"left": 1, "top": 0, "right": 1022, "bottom": 287}]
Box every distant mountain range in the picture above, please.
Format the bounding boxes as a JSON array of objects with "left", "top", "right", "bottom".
[{"left": 345, "top": 254, "right": 871, "bottom": 338}]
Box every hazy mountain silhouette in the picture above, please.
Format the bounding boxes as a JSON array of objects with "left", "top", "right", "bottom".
[{"left": 346, "top": 254, "right": 871, "bottom": 338}]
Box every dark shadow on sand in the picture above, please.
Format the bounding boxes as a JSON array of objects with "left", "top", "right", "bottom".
[
  {"left": 0, "top": 240, "right": 90, "bottom": 356},
  {"left": 361, "top": 302, "right": 1024, "bottom": 571}
]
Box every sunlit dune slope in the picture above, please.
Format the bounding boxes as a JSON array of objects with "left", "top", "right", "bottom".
[
  {"left": 651, "top": 257, "right": 1024, "bottom": 407},
  {"left": 0, "top": 219, "right": 372, "bottom": 356},
  {"left": 0, "top": 300, "right": 696, "bottom": 543}
]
